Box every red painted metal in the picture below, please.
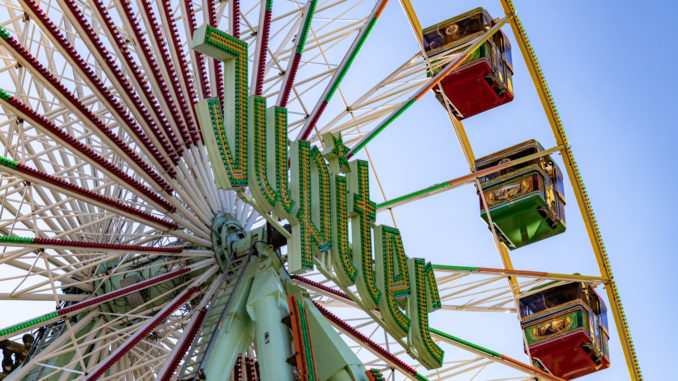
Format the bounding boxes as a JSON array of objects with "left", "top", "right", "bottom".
[
  {"left": 140, "top": 0, "right": 198, "bottom": 147},
  {"left": 232, "top": 0, "right": 241, "bottom": 39},
  {"left": 58, "top": 268, "right": 192, "bottom": 316},
  {"left": 23, "top": 1, "right": 175, "bottom": 171},
  {"left": 234, "top": 355, "right": 244, "bottom": 381},
  {"left": 61, "top": 0, "right": 181, "bottom": 169},
  {"left": 434, "top": 59, "right": 513, "bottom": 120},
  {"left": 299, "top": 101, "right": 328, "bottom": 140},
  {"left": 245, "top": 353, "right": 258, "bottom": 381},
  {"left": 291, "top": 275, "right": 351, "bottom": 301},
  {"left": 2, "top": 94, "right": 176, "bottom": 213},
  {"left": 279, "top": 53, "right": 301, "bottom": 108},
  {"left": 157, "top": 307, "right": 207, "bottom": 381},
  {"left": 1, "top": 30, "right": 177, "bottom": 185},
  {"left": 85, "top": 287, "right": 198, "bottom": 380},
  {"left": 255, "top": 7, "right": 272, "bottom": 97},
  {"left": 184, "top": 0, "right": 212, "bottom": 100},
  {"left": 160, "top": 0, "right": 202, "bottom": 144},
  {"left": 90, "top": 0, "right": 183, "bottom": 163},
  {"left": 528, "top": 330, "right": 610, "bottom": 380},
  {"left": 118, "top": 0, "right": 189, "bottom": 154},
  {"left": 209, "top": 0, "right": 226, "bottom": 112},
  {"left": 31, "top": 238, "right": 182, "bottom": 253},
  {"left": 312, "top": 301, "right": 419, "bottom": 377},
  {"left": 12, "top": 162, "right": 178, "bottom": 229}
]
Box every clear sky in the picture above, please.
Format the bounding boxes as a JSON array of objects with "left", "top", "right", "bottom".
[{"left": 348, "top": 0, "right": 677, "bottom": 379}]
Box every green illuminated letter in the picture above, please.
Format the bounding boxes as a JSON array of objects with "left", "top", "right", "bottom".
[
  {"left": 375, "top": 225, "right": 410, "bottom": 339},
  {"left": 407, "top": 258, "right": 443, "bottom": 369},
  {"left": 330, "top": 174, "right": 356, "bottom": 287},
  {"left": 193, "top": 25, "right": 248, "bottom": 188},
  {"left": 323, "top": 133, "right": 356, "bottom": 287},
  {"left": 247, "top": 95, "right": 294, "bottom": 216},
  {"left": 288, "top": 142, "right": 331, "bottom": 273},
  {"left": 349, "top": 160, "right": 380, "bottom": 309}
]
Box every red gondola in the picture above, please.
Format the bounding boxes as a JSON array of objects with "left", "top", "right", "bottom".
[
  {"left": 519, "top": 282, "right": 611, "bottom": 379},
  {"left": 423, "top": 8, "right": 513, "bottom": 119}
]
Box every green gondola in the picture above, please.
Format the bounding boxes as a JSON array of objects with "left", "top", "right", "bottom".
[{"left": 475, "top": 140, "right": 565, "bottom": 249}]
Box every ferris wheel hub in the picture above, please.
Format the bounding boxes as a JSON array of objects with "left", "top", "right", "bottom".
[{"left": 211, "top": 213, "right": 247, "bottom": 271}]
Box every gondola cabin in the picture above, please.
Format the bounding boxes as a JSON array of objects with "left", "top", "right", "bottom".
[
  {"left": 519, "top": 282, "right": 611, "bottom": 379},
  {"left": 422, "top": 8, "right": 514, "bottom": 119},
  {"left": 475, "top": 140, "right": 565, "bottom": 249}
]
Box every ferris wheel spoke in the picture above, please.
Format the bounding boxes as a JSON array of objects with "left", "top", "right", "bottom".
[
  {"left": 274, "top": 0, "right": 315, "bottom": 107},
  {"left": 312, "top": 51, "right": 426, "bottom": 144},
  {"left": 181, "top": 148, "right": 216, "bottom": 210},
  {"left": 84, "top": 269, "right": 211, "bottom": 381},
  {"left": 297, "top": 0, "right": 388, "bottom": 140},
  {"left": 19, "top": 1, "right": 179, "bottom": 176},
  {"left": 156, "top": 0, "right": 201, "bottom": 125},
  {"left": 109, "top": 1, "right": 189, "bottom": 156},
  {"left": 89, "top": 0, "right": 188, "bottom": 163},
  {"left": 137, "top": 0, "right": 200, "bottom": 144},
  {"left": 279, "top": 11, "right": 369, "bottom": 130},
  {"left": 346, "top": 17, "right": 510, "bottom": 158},
  {"left": 5, "top": 310, "right": 99, "bottom": 381},
  {"left": 5, "top": 276, "right": 213, "bottom": 377},
  {"left": 180, "top": 0, "right": 211, "bottom": 100},
  {"left": 298, "top": 272, "right": 565, "bottom": 380},
  {"left": 0, "top": 165, "right": 178, "bottom": 234},
  {"left": 313, "top": 300, "right": 427, "bottom": 381},
  {"left": 172, "top": 149, "right": 216, "bottom": 221},
  {"left": 249, "top": 0, "right": 273, "bottom": 97},
  {"left": 0, "top": 185, "right": 145, "bottom": 248},
  {"left": 155, "top": 272, "right": 225, "bottom": 380},
  {"left": 0, "top": 259, "right": 213, "bottom": 341},
  {"left": 0, "top": 95, "right": 177, "bottom": 214},
  {"left": 433, "top": 266, "right": 604, "bottom": 314},
  {"left": 0, "top": 10, "right": 178, "bottom": 186}
]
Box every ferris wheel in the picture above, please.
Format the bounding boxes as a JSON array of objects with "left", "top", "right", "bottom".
[{"left": 0, "top": 0, "right": 642, "bottom": 381}]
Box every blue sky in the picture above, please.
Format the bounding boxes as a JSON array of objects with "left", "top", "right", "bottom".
[{"left": 351, "top": 0, "right": 677, "bottom": 379}]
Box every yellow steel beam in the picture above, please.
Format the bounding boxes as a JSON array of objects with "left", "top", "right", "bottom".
[
  {"left": 397, "top": 0, "right": 476, "bottom": 167},
  {"left": 497, "top": 0, "right": 642, "bottom": 379},
  {"left": 397, "top": 0, "right": 518, "bottom": 296}
]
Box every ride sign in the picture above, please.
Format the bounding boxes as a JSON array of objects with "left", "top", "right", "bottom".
[{"left": 193, "top": 24, "right": 444, "bottom": 369}]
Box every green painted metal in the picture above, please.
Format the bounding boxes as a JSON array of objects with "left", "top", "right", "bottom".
[
  {"left": 0, "top": 312, "right": 58, "bottom": 338},
  {"left": 376, "top": 180, "right": 449, "bottom": 210},
  {"left": 211, "top": 212, "right": 246, "bottom": 270},
  {"left": 20, "top": 312, "right": 98, "bottom": 381},
  {"left": 200, "top": 257, "right": 256, "bottom": 380},
  {"left": 429, "top": 328, "right": 502, "bottom": 358},
  {"left": 325, "top": 17, "right": 378, "bottom": 101},
  {"left": 297, "top": 300, "right": 316, "bottom": 380},
  {"left": 523, "top": 309, "right": 584, "bottom": 345},
  {"left": 300, "top": 295, "right": 368, "bottom": 380},
  {"left": 246, "top": 266, "right": 294, "bottom": 381},
  {"left": 0, "top": 88, "right": 11, "bottom": 101},
  {"left": 93, "top": 256, "right": 192, "bottom": 320},
  {"left": 431, "top": 264, "right": 479, "bottom": 272},
  {"left": 480, "top": 191, "right": 565, "bottom": 249},
  {"left": 0, "top": 24, "right": 10, "bottom": 40},
  {"left": 295, "top": 0, "right": 317, "bottom": 55},
  {"left": 350, "top": 98, "right": 416, "bottom": 156},
  {"left": 0, "top": 234, "right": 33, "bottom": 243},
  {"left": 202, "top": 289, "right": 254, "bottom": 380}
]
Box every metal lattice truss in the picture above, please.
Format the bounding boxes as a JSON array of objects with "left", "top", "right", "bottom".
[
  {"left": 293, "top": 265, "right": 591, "bottom": 381},
  {"left": 0, "top": 0, "right": 640, "bottom": 380}
]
